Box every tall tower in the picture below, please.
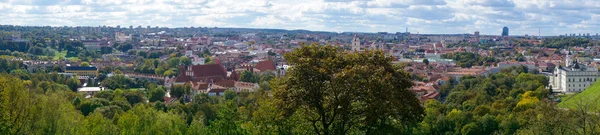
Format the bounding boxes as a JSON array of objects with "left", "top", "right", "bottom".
[
  {"left": 351, "top": 35, "right": 361, "bottom": 52},
  {"left": 474, "top": 31, "right": 480, "bottom": 43},
  {"left": 566, "top": 51, "right": 572, "bottom": 66},
  {"left": 502, "top": 26, "right": 509, "bottom": 36}
]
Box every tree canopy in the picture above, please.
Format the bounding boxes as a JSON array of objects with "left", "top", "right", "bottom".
[{"left": 274, "top": 44, "right": 424, "bottom": 135}]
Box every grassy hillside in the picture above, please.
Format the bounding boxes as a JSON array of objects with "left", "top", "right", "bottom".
[{"left": 558, "top": 80, "right": 600, "bottom": 111}]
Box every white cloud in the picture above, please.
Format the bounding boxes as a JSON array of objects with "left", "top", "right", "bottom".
[{"left": 0, "top": 0, "right": 598, "bottom": 35}]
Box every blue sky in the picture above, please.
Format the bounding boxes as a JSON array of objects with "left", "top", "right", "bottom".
[{"left": 0, "top": 0, "right": 599, "bottom": 36}]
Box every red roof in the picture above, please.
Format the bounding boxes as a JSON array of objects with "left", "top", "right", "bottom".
[
  {"left": 255, "top": 60, "right": 276, "bottom": 72},
  {"left": 213, "top": 80, "right": 235, "bottom": 88},
  {"left": 175, "top": 75, "right": 192, "bottom": 82},
  {"left": 190, "top": 64, "right": 227, "bottom": 78}
]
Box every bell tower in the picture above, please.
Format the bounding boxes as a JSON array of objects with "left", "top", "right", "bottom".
[
  {"left": 351, "top": 35, "right": 361, "bottom": 52},
  {"left": 566, "top": 51, "right": 572, "bottom": 66}
]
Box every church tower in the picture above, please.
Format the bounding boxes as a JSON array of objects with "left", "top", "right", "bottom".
[
  {"left": 351, "top": 35, "right": 361, "bottom": 52},
  {"left": 566, "top": 51, "right": 572, "bottom": 66}
]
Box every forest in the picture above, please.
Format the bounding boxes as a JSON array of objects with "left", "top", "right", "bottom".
[{"left": 0, "top": 45, "right": 599, "bottom": 135}]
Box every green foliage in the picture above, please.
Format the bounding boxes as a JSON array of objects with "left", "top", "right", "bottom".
[
  {"left": 441, "top": 52, "right": 498, "bottom": 68},
  {"left": 101, "top": 75, "right": 134, "bottom": 90},
  {"left": 207, "top": 101, "right": 248, "bottom": 134},
  {"left": 66, "top": 77, "right": 81, "bottom": 92},
  {"left": 239, "top": 70, "right": 259, "bottom": 83},
  {"left": 423, "top": 58, "right": 429, "bottom": 65},
  {"left": 224, "top": 89, "right": 237, "bottom": 101},
  {"left": 558, "top": 80, "right": 600, "bottom": 111},
  {"left": 275, "top": 44, "right": 424, "bottom": 134},
  {"left": 541, "top": 37, "right": 592, "bottom": 48},
  {"left": 117, "top": 105, "right": 188, "bottom": 135},
  {"left": 170, "top": 84, "right": 191, "bottom": 99},
  {"left": 148, "top": 85, "right": 167, "bottom": 102},
  {"left": 180, "top": 56, "right": 192, "bottom": 66},
  {"left": 80, "top": 62, "right": 90, "bottom": 67}
]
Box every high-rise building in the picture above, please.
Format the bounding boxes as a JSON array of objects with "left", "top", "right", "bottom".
[{"left": 501, "top": 27, "right": 509, "bottom": 36}]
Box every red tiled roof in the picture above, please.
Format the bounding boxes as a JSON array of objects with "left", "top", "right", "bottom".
[
  {"left": 190, "top": 64, "right": 227, "bottom": 78},
  {"left": 175, "top": 75, "right": 192, "bottom": 82},
  {"left": 255, "top": 60, "right": 276, "bottom": 72},
  {"left": 213, "top": 80, "right": 235, "bottom": 88}
]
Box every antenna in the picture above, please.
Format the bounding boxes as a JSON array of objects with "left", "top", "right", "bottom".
[{"left": 538, "top": 27, "right": 541, "bottom": 37}]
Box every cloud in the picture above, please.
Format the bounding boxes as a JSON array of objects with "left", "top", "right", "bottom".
[{"left": 0, "top": 0, "right": 598, "bottom": 35}]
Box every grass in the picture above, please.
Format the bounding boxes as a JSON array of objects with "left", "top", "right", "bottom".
[{"left": 557, "top": 80, "right": 600, "bottom": 111}]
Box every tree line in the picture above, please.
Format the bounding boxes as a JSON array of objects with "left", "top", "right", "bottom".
[{"left": 0, "top": 45, "right": 597, "bottom": 134}]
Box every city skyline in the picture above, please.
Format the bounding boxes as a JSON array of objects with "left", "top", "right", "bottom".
[{"left": 1, "top": 0, "right": 599, "bottom": 36}]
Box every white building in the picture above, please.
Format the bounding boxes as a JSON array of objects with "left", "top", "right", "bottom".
[
  {"left": 550, "top": 52, "right": 600, "bottom": 93},
  {"left": 115, "top": 32, "right": 132, "bottom": 42}
]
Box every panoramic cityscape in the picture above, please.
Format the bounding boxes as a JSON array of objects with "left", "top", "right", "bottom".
[{"left": 1, "top": 0, "right": 600, "bottom": 135}]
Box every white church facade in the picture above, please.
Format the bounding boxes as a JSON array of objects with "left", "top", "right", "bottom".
[{"left": 549, "top": 52, "right": 600, "bottom": 93}]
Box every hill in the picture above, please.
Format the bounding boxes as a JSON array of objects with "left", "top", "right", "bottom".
[{"left": 558, "top": 80, "right": 600, "bottom": 111}]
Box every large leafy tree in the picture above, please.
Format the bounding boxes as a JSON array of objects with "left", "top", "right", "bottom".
[
  {"left": 170, "top": 84, "right": 191, "bottom": 99},
  {"left": 273, "top": 44, "right": 424, "bottom": 135}
]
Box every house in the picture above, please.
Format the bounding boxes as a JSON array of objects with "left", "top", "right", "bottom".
[
  {"left": 207, "top": 84, "right": 228, "bottom": 96},
  {"left": 234, "top": 81, "right": 259, "bottom": 92},
  {"left": 78, "top": 87, "right": 104, "bottom": 98},
  {"left": 180, "top": 64, "right": 228, "bottom": 82},
  {"left": 65, "top": 66, "right": 99, "bottom": 77},
  {"left": 254, "top": 60, "right": 277, "bottom": 74}
]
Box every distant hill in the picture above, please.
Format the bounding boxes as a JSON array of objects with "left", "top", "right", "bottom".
[{"left": 558, "top": 81, "right": 600, "bottom": 111}]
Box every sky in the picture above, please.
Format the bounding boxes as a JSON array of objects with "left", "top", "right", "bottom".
[{"left": 0, "top": 0, "right": 599, "bottom": 36}]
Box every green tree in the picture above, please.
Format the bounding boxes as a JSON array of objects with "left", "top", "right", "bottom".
[
  {"left": 208, "top": 100, "right": 248, "bottom": 134},
  {"left": 122, "top": 90, "right": 145, "bottom": 105},
  {"left": 66, "top": 77, "right": 81, "bottom": 92},
  {"left": 239, "top": 71, "right": 259, "bottom": 83},
  {"left": 274, "top": 44, "right": 424, "bottom": 135},
  {"left": 461, "top": 122, "right": 483, "bottom": 135},
  {"left": 80, "top": 62, "right": 90, "bottom": 67},
  {"left": 101, "top": 75, "right": 134, "bottom": 90},
  {"left": 223, "top": 89, "right": 236, "bottom": 101},
  {"left": 180, "top": 56, "right": 192, "bottom": 66},
  {"left": 148, "top": 86, "right": 167, "bottom": 102},
  {"left": 84, "top": 112, "right": 119, "bottom": 135},
  {"left": 423, "top": 58, "right": 430, "bottom": 65},
  {"left": 170, "top": 84, "right": 191, "bottom": 99}
]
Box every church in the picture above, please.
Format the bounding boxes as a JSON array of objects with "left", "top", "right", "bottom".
[
  {"left": 549, "top": 52, "right": 600, "bottom": 93},
  {"left": 350, "top": 35, "right": 384, "bottom": 52}
]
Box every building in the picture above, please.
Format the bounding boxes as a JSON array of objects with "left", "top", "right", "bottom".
[
  {"left": 115, "top": 32, "right": 132, "bottom": 42},
  {"left": 474, "top": 31, "right": 480, "bottom": 43},
  {"left": 549, "top": 52, "right": 600, "bottom": 93},
  {"left": 351, "top": 35, "right": 362, "bottom": 52},
  {"left": 65, "top": 66, "right": 99, "bottom": 77},
  {"left": 254, "top": 60, "right": 277, "bottom": 74},
  {"left": 78, "top": 87, "right": 104, "bottom": 98},
  {"left": 502, "top": 27, "right": 509, "bottom": 36}
]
